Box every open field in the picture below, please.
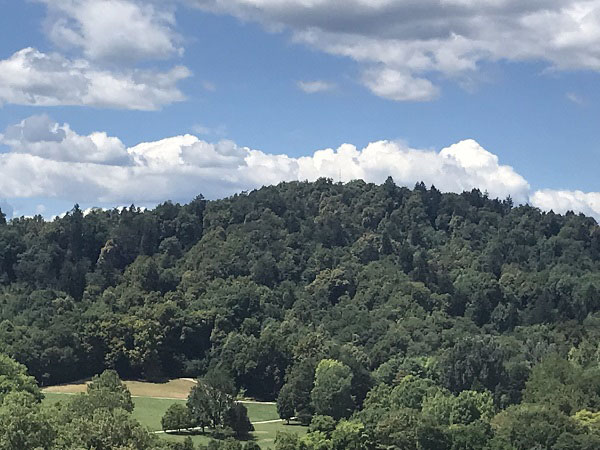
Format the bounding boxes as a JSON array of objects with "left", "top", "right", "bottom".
[
  {"left": 43, "top": 378, "right": 196, "bottom": 399},
  {"left": 42, "top": 383, "right": 306, "bottom": 449},
  {"left": 44, "top": 392, "right": 186, "bottom": 432}
]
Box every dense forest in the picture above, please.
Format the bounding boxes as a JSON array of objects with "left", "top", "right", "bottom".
[{"left": 3, "top": 178, "right": 600, "bottom": 449}]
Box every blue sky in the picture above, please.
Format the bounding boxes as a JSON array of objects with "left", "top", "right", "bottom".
[{"left": 0, "top": 0, "right": 600, "bottom": 218}]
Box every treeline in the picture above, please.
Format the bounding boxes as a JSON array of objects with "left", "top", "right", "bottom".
[{"left": 3, "top": 179, "right": 600, "bottom": 447}]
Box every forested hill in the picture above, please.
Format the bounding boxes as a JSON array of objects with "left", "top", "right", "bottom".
[{"left": 2, "top": 178, "right": 600, "bottom": 407}]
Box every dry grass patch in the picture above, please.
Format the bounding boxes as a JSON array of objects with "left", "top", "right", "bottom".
[{"left": 43, "top": 378, "right": 196, "bottom": 399}]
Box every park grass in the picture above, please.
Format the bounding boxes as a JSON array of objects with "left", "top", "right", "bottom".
[
  {"left": 132, "top": 397, "right": 188, "bottom": 431},
  {"left": 242, "top": 402, "right": 279, "bottom": 422},
  {"left": 253, "top": 421, "right": 308, "bottom": 449},
  {"left": 43, "top": 392, "right": 187, "bottom": 432},
  {"left": 42, "top": 389, "right": 304, "bottom": 449},
  {"left": 161, "top": 421, "right": 307, "bottom": 449}
]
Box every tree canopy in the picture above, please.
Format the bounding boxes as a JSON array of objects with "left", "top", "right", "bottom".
[{"left": 2, "top": 180, "right": 600, "bottom": 447}]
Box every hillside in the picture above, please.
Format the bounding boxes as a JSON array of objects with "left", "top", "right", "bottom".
[{"left": 2, "top": 178, "right": 600, "bottom": 448}]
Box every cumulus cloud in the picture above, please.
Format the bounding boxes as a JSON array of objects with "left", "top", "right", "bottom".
[
  {"left": 530, "top": 190, "right": 600, "bottom": 218},
  {"left": 0, "top": 0, "right": 189, "bottom": 110},
  {"left": 38, "top": 0, "right": 182, "bottom": 63},
  {"left": 294, "top": 139, "right": 530, "bottom": 203},
  {"left": 0, "top": 48, "right": 190, "bottom": 110},
  {"left": 297, "top": 80, "right": 336, "bottom": 94},
  {"left": 0, "top": 115, "right": 130, "bottom": 165},
  {"left": 0, "top": 116, "right": 531, "bottom": 208},
  {"left": 187, "top": 0, "right": 600, "bottom": 101},
  {"left": 5, "top": 115, "right": 600, "bottom": 220}
]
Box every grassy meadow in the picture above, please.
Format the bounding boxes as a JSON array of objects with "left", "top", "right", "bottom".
[{"left": 42, "top": 382, "right": 306, "bottom": 449}]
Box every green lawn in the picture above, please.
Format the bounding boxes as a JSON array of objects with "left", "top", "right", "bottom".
[
  {"left": 132, "top": 397, "right": 187, "bottom": 432},
  {"left": 42, "top": 393, "right": 306, "bottom": 448},
  {"left": 161, "top": 421, "right": 307, "bottom": 449},
  {"left": 241, "top": 402, "right": 279, "bottom": 422},
  {"left": 43, "top": 393, "right": 185, "bottom": 432},
  {"left": 253, "top": 421, "right": 308, "bottom": 449}
]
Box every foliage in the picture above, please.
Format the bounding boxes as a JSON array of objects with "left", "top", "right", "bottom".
[
  {"left": 87, "top": 369, "right": 135, "bottom": 412},
  {"left": 311, "top": 359, "right": 354, "bottom": 420},
  {"left": 277, "top": 383, "right": 295, "bottom": 423},
  {"left": 224, "top": 403, "right": 254, "bottom": 438},
  {"left": 162, "top": 403, "right": 194, "bottom": 432},
  {"left": 3, "top": 181, "right": 600, "bottom": 447},
  {"left": 0, "top": 354, "right": 42, "bottom": 403},
  {"left": 187, "top": 369, "right": 236, "bottom": 429},
  {"left": 0, "top": 355, "right": 170, "bottom": 449}
]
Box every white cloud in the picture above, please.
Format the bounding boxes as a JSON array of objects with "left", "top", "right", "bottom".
[
  {"left": 566, "top": 92, "right": 585, "bottom": 105},
  {"left": 8, "top": 116, "right": 600, "bottom": 221},
  {"left": 39, "top": 0, "right": 182, "bottom": 63},
  {"left": 5, "top": 115, "right": 600, "bottom": 221},
  {"left": 362, "top": 68, "right": 439, "bottom": 102},
  {"left": 191, "top": 123, "right": 227, "bottom": 136},
  {"left": 297, "top": 80, "right": 336, "bottom": 94},
  {"left": 294, "top": 139, "right": 529, "bottom": 203},
  {"left": 187, "top": 0, "right": 600, "bottom": 101},
  {"left": 0, "top": 48, "right": 190, "bottom": 110},
  {"left": 0, "top": 115, "right": 130, "bottom": 165},
  {"left": 530, "top": 189, "right": 600, "bottom": 218},
  {"left": 0, "top": 116, "right": 531, "bottom": 208},
  {"left": 0, "top": 1, "right": 189, "bottom": 111}
]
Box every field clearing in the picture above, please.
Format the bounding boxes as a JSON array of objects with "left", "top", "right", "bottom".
[
  {"left": 44, "top": 393, "right": 185, "bottom": 431},
  {"left": 43, "top": 378, "right": 196, "bottom": 399},
  {"left": 43, "top": 388, "right": 299, "bottom": 449}
]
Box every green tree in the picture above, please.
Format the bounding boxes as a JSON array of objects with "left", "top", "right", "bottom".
[
  {"left": 300, "top": 431, "right": 331, "bottom": 450},
  {"left": 416, "top": 424, "right": 449, "bottom": 450},
  {"left": 86, "top": 369, "right": 134, "bottom": 412},
  {"left": 448, "top": 421, "right": 493, "bottom": 450},
  {"left": 374, "top": 408, "right": 420, "bottom": 449},
  {"left": 523, "top": 355, "right": 600, "bottom": 414},
  {"left": 0, "top": 392, "right": 55, "bottom": 450},
  {"left": 490, "top": 404, "right": 576, "bottom": 450},
  {"left": 283, "top": 360, "right": 317, "bottom": 425},
  {"left": 188, "top": 369, "right": 236, "bottom": 429},
  {"left": 277, "top": 383, "right": 295, "bottom": 424},
  {"left": 0, "top": 354, "right": 42, "bottom": 403},
  {"left": 450, "top": 390, "right": 495, "bottom": 425},
  {"left": 224, "top": 402, "right": 254, "bottom": 438},
  {"left": 309, "top": 415, "right": 336, "bottom": 437},
  {"left": 331, "top": 420, "right": 367, "bottom": 450},
  {"left": 162, "top": 403, "right": 194, "bottom": 432},
  {"left": 275, "top": 431, "right": 301, "bottom": 450},
  {"left": 440, "top": 336, "right": 506, "bottom": 394},
  {"left": 55, "top": 407, "right": 160, "bottom": 450},
  {"left": 311, "top": 359, "right": 354, "bottom": 420}
]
